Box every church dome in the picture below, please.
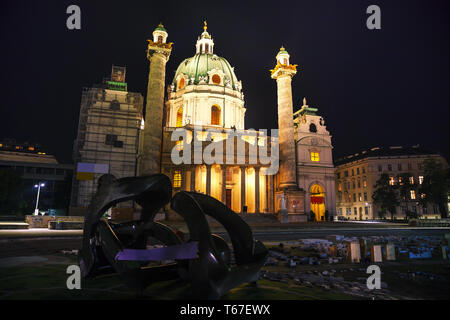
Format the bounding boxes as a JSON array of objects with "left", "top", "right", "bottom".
[
  {"left": 171, "top": 22, "right": 241, "bottom": 92},
  {"left": 172, "top": 53, "right": 239, "bottom": 90}
]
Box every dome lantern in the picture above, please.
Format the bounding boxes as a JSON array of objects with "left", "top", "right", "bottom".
[
  {"left": 152, "top": 23, "right": 168, "bottom": 44},
  {"left": 196, "top": 21, "right": 214, "bottom": 54}
]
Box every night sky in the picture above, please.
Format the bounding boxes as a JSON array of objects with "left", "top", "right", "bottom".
[{"left": 1, "top": 0, "right": 449, "bottom": 164}]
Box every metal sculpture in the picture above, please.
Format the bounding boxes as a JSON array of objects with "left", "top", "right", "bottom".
[{"left": 78, "top": 173, "right": 267, "bottom": 299}]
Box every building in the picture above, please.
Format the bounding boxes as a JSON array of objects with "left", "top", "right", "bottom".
[
  {"left": 0, "top": 139, "right": 73, "bottom": 215},
  {"left": 69, "top": 66, "right": 143, "bottom": 216},
  {"left": 334, "top": 146, "right": 448, "bottom": 220},
  {"left": 135, "top": 22, "right": 336, "bottom": 222},
  {"left": 294, "top": 98, "right": 336, "bottom": 221}
]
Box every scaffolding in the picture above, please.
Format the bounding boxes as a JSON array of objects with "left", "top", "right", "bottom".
[{"left": 70, "top": 70, "right": 143, "bottom": 211}]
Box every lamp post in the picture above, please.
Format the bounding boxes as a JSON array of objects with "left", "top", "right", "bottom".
[{"left": 34, "top": 182, "right": 45, "bottom": 215}]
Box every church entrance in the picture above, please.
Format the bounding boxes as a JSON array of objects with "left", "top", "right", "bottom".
[
  {"left": 310, "top": 184, "right": 325, "bottom": 221},
  {"left": 226, "top": 189, "right": 232, "bottom": 209}
]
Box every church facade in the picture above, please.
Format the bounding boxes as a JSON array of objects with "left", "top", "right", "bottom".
[{"left": 137, "top": 23, "right": 336, "bottom": 222}]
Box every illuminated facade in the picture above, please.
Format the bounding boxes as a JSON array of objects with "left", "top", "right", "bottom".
[
  {"left": 335, "top": 146, "right": 448, "bottom": 220},
  {"left": 135, "top": 22, "right": 337, "bottom": 222},
  {"left": 294, "top": 98, "right": 336, "bottom": 221}
]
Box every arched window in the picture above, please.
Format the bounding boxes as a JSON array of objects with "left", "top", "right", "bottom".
[
  {"left": 109, "top": 100, "right": 120, "bottom": 110},
  {"left": 178, "top": 77, "right": 185, "bottom": 90},
  {"left": 176, "top": 107, "right": 183, "bottom": 127},
  {"left": 309, "top": 123, "right": 317, "bottom": 133},
  {"left": 211, "top": 105, "right": 221, "bottom": 125},
  {"left": 212, "top": 74, "right": 221, "bottom": 85},
  {"left": 205, "top": 43, "right": 209, "bottom": 53},
  {"left": 173, "top": 170, "right": 181, "bottom": 188},
  {"left": 158, "top": 35, "right": 163, "bottom": 43}
]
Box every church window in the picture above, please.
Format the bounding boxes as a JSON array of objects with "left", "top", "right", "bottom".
[
  {"left": 309, "top": 123, "right": 317, "bottom": 133},
  {"left": 175, "top": 140, "right": 183, "bottom": 151},
  {"left": 173, "top": 170, "right": 182, "bottom": 188},
  {"left": 211, "top": 105, "right": 221, "bottom": 125},
  {"left": 110, "top": 100, "right": 120, "bottom": 110},
  {"left": 212, "top": 74, "right": 221, "bottom": 85},
  {"left": 178, "top": 77, "right": 185, "bottom": 89},
  {"left": 310, "top": 151, "right": 320, "bottom": 162},
  {"left": 176, "top": 107, "right": 183, "bottom": 127},
  {"left": 105, "top": 134, "right": 117, "bottom": 145}
]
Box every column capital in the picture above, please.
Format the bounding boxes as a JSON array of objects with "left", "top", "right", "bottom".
[{"left": 147, "top": 41, "right": 172, "bottom": 61}]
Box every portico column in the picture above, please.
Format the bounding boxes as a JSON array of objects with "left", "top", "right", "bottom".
[
  {"left": 181, "top": 166, "right": 187, "bottom": 191},
  {"left": 206, "top": 165, "right": 211, "bottom": 196},
  {"left": 240, "top": 166, "right": 246, "bottom": 213},
  {"left": 269, "top": 174, "right": 274, "bottom": 212},
  {"left": 221, "top": 165, "right": 227, "bottom": 203},
  {"left": 190, "top": 165, "right": 196, "bottom": 192},
  {"left": 255, "top": 167, "right": 260, "bottom": 213}
]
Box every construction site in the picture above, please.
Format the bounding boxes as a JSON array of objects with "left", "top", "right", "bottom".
[{"left": 69, "top": 66, "right": 143, "bottom": 219}]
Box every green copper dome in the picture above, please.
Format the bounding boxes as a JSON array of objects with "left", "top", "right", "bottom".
[
  {"left": 173, "top": 53, "right": 239, "bottom": 90},
  {"left": 155, "top": 23, "right": 167, "bottom": 32}
]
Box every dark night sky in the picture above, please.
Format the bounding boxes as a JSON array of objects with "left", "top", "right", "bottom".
[{"left": 1, "top": 0, "right": 449, "bottom": 163}]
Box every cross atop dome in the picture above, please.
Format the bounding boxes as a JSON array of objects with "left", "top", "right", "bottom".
[{"left": 196, "top": 21, "right": 214, "bottom": 54}]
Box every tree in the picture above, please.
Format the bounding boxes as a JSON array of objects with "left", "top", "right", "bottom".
[
  {"left": 372, "top": 174, "right": 399, "bottom": 220},
  {"left": 397, "top": 172, "right": 417, "bottom": 221},
  {"left": 418, "top": 158, "right": 450, "bottom": 218}
]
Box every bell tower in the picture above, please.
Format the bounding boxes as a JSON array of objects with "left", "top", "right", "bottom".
[
  {"left": 139, "top": 24, "right": 173, "bottom": 175},
  {"left": 270, "top": 47, "right": 306, "bottom": 222}
]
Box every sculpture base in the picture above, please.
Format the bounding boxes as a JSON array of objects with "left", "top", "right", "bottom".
[{"left": 277, "top": 211, "right": 307, "bottom": 223}]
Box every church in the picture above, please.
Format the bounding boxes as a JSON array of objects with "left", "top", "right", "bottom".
[
  {"left": 138, "top": 22, "right": 336, "bottom": 222},
  {"left": 71, "top": 22, "right": 336, "bottom": 223}
]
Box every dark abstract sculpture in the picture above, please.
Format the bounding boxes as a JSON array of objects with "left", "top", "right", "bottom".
[{"left": 78, "top": 173, "right": 268, "bottom": 299}]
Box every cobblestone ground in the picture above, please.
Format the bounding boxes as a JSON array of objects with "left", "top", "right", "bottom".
[{"left": 0, "top": 248, "right": 449, "bottom": 300}]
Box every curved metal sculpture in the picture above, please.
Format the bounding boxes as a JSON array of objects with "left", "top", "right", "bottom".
[
  {"left": 170, "top": 191, "right": 268, "bottom": 299},
  {"left": 78, "top": 173, "right": 267, "bottom": 299}
]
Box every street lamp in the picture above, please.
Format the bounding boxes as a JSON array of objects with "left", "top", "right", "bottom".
[{"left": 34, "top": 182, "right": 45, "bottom": 216}]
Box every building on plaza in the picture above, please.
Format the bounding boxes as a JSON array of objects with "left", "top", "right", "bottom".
[
  {"left": 0, "top": 139, "right": 73, "bottom": 215},
  {"left": 136, "top": 22, "right": 336, "bottom": 222},
  {"left": 334, "top": 145, "right": 448, "bottom": 220},
  {"left": 69, "top": 67, "right": 143, "bottom": 216}
]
